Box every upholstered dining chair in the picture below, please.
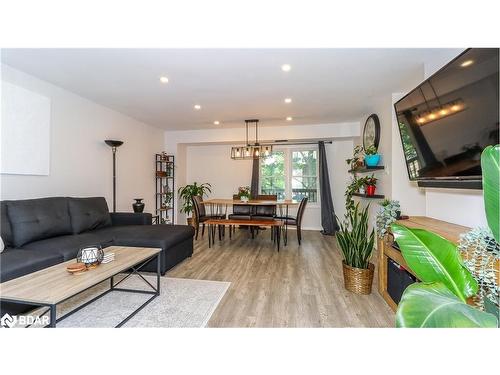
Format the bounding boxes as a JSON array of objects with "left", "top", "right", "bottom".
[
  {"left": 275, "top": 197, "right": 308, "bottom": 245},
  {"left": 250, "top": 194, "right": 277, "bottom": 220},
  {"left": 228, "top": 194, "right": 252, "bottom": 220},
  {"left": 192, "top": 195, "right": 225, "bottom": 240}
]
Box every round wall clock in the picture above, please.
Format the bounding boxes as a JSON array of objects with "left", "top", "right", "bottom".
[{"left": 363, "top": 114, "right": 380, "bottom": 150}]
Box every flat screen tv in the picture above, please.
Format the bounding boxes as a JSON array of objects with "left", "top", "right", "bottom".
[{"left": 394, "top": 48, "right": 499, "bottom": 189}]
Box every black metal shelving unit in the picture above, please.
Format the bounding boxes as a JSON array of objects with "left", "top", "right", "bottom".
[{"left": 154, "top": 153, "right": 175, "bottom": 225}]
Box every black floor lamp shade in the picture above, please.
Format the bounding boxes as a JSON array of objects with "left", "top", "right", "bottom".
[
  {"left": 105, "top": 140, "right": 124, "bottom": 148},
  {"left": 105, "top": 139, "right": 124, "bottom": 212}
]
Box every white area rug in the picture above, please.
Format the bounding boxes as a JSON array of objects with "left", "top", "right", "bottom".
[{"left": 47, "top": 275, "right": 230, "bottom": 328}]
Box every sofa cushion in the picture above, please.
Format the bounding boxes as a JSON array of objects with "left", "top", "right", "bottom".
[
  {"left": 23, "top": 231, "right": 115, "bottom": 261},
  {"left": 107, "top": 224, "right": 195, "bottom": 250},
  {"left": 0, "top": 248, "right": 64, "bottom": 282},
  {"left": 6, "top": 197, "right": 72, "bottom": 247},
  {"left": 1, "top": 201, "right": 14, "bottom": 247},
  {"left": 68, "top": 197, "right": 112, "bottom": 234}
]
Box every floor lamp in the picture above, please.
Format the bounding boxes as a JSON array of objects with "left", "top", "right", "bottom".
[{"left": 104, "top": 140, "right": 124, "bottom": 212}]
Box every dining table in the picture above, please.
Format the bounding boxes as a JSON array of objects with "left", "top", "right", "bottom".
[{"left": 202, "top": 198, "right": 300, "bottom": 245}]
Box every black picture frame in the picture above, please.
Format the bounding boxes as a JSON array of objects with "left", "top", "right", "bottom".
[{"left": 363, "top": 114, "right": 380, "bottom": 150}]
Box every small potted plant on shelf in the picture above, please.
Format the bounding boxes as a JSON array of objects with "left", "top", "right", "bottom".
[
  {"left": 346, "top": 145, "right": 365, "bottom": 171},
  {"left": 237, "top": 186, "right": 251, "bottom": 202},
  {"left": 336, "top": 203, "right": 376, "bottom": 294},
  {"left": 364, "top": 145, "right": 381, "bottom": 167},
  {"left": 364, "top": 174, "right": 378, "bottom": 196},
  {"left": 177, "top": 182, "right": 212, "bottom": 226}
]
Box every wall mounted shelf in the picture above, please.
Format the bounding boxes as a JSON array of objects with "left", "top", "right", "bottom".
[
  {"left": 352, "top": 193, "right": 385, "bottom": 199},
  {"left": 348, "top": 166, "right": 385, "bottom": 174}
]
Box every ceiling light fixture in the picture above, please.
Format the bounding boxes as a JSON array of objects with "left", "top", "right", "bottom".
[
  {"left": 281, "top": 64, "right": 291, "bottom": 72},
  {"left": 194, "top": 104, "right": 201, "bottom": 110},
  {"left": 230, "top": 119, "right": 273, "bottom": 160},
  {"left": 286, "top": 117, "right": 293, "bottom": 121},
  {"left": 159, "top": 76, "right": 169, "bottom": 83},
  {"left": 213, "top": 121, "right": 220, "bottom": 125},
  {"left": 284, "top": 98, "right": 292, "bottom": 104},
  {"left": 460, "top": 60, "right": 474, "bottom": 67}
]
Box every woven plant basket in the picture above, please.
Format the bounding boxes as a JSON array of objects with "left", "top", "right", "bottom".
[{"left": 342, "top": 261, "right": 375, "bottom": 295}]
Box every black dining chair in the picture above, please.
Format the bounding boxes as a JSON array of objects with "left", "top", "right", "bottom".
[
  {"left": 251, "top": 194, "right": 277, "bottom": 220},
  {"left": 228, "top": 194, "right": 252, "bottom": 219},
  {"left": 275, "top": 197, "right": 308, "bottom": 245},
  {"left": 192, "top": 195, "right": 225, "bottom": 240}
]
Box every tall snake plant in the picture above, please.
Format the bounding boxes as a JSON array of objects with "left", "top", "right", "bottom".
[{"left": 336, "top": 203, "right": 375, "bottom": 269}]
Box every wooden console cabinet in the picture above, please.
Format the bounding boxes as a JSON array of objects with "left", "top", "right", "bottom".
[{"left": 377, "top": 216, "right": 471, "bottom": 311}]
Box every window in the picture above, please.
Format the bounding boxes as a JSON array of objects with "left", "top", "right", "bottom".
[
  {"left": 260, "top": 147, "right": 319, "bottom": 203},
  {"left": 260, "top": 151, "right": 286, "bottom": 199}
]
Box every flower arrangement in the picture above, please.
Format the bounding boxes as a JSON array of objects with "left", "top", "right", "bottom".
[
  {"left": 376, "top": 199, "right": 401, "bottom": 238},
  {"left": 237, "top": 186, "right": 251, "bottom": 201}
]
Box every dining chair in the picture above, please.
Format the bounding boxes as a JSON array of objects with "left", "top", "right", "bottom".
[
  {"left": 275, "top": 197, "right": 308, "bottom": 245},
  {"left": 228, "top": 194, "right": 252, "bottom": 219},
  {"left": 251, "top": 194, "right": 277, "bottom": 220},
  {"left": 192, "top": 195, "right": 225, "bottom": 240}
]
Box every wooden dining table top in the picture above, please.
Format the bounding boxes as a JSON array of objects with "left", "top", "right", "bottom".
[{"left": 202, "top": 198, "right": 300, "bottom": 206}]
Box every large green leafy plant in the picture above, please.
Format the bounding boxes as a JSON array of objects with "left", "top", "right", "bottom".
[
  {"left": 177, "top": 182, "right": 212, "bottom": 216},
  {"left": 336, "top": 203, "right": 375, "bottom": 269},
  {"left": 393, "top": 144, "right": 499, "bottom": 328}
]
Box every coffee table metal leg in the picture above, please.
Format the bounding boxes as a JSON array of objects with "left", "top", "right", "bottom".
[
  {"left": 49, "top": 304, "right": 56, "bottom": 328},
  {"left": 156, "top": 253, "right": 161, "bottom": 295}
]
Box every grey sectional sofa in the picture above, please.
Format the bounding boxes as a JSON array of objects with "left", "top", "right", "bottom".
[{"left": 0, "top": 196, "right": 194, "bottom": 315}]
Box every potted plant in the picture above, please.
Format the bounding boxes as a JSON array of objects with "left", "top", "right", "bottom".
[
  {"left": 364, "top": 174, "right": 377, "bottom": 196},
  {"left": 237, "top": 186, "right": 251, "bottom": 202},
  {"left": 392, "top": 145, "right": 499, "bottom": 327},
  {"left": 177, "top": 182, "right": 212, "bottom": 225},
  {"left": 346, "top": 145, "right": 364, "bottom": 171},
  {"left": 364, "top": 145, "right": 381, "bottom": 167},
  {"left": 375, "top": 199, "right": 401, "bottom": 239},
  {"left": 336, "top": 203, "right": 376, "bottom": 294},
  {"left": 344, "top": 177, "right": 364, "bottom": 213}
]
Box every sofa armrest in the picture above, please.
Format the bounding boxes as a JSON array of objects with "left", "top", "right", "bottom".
[{"left": 110, "top": 212, "right": 152, "bottom": 226}]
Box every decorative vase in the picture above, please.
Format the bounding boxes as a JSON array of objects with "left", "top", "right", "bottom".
[
  {"left": 366, "top": 185, "right": 376, "bottom": 196},
  {"left": 365, "top": 154, "right": 381, "bottom": 167},
  {"left": 342, "top": 261, "right": 375, "bottom": 295},
  {"left": 359, "top": 186, "right": 366, "bottom": 194},
  {"left": 133, "top": 198, "right": 145, "bottom": 213},
  {"left": 240, "top": 196, "right": 249, "bottom": 203}
]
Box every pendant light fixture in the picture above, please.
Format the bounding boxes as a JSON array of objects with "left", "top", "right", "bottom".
[{"left": 231, "top": 119, "right": 272, "bottom": 160}]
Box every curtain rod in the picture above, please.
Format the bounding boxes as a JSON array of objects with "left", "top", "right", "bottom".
[{"left": 268, "top": 140, "right": 333, "bottom": 146}]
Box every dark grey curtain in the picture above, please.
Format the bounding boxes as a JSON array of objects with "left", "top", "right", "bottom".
[
  {"left": 250, "top": 157, "right": 259, "bottom": 198},
  {"left": 318, "top": 141, "right": 339, "bottom": 235}
]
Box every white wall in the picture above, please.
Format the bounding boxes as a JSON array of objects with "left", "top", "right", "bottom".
[
  {"left": 166, "top": 122, "right": 359, "bottom": 229},
  {"left": 0, "top": 64, "right": 165, "bottom": 212}
]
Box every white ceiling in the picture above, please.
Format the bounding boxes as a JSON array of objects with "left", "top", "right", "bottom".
[{"left": 1, "top": 49, "right": 456, "bottom": 130}]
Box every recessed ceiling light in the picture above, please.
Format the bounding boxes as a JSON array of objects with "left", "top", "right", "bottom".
[
  {"left": 213, "top": 121, "right": 220, "bottom": 125},
  {"left": 286, "top": 117, "right": 293, "bottom": 121},
  {"left": 460, "top": 60, "right": 474, "bottom": 67},
  {"left": 284, "top": 98, "right": 292, "bottom": 104},
  {"left": 281, "top": 64, "right": 291, "bottom": 72},
  {"left": 194, "top": 104, "right": 201, "bottom": 110},
  {"left": 159, "top": 76, "right": 169, "bottom": 83}
]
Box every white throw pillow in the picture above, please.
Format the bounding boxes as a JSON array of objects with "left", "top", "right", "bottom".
[{"left": 0, "top": 236, "right": 4, "bottom": 253}]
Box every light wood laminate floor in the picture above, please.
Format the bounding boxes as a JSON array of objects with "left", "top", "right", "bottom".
[{"left": 167, "top": 229, "right": 395, "bottom": 327}]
